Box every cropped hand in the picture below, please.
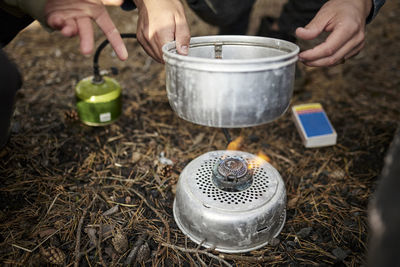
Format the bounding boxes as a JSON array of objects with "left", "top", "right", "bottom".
[
  {"left": 45, "top": 0, "right": 128, "bottom": 61},
  {"left": 295, "top": 0, "right": 372, "bottom": 67},
  {"left": 134, "top": 0, "right": 190, "bottom": 63}
]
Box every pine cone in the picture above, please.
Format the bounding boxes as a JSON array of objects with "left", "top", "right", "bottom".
[
  {"left": 64, "top": 109, "right": 79, "bottom": 122},
  {"left": 40, "top": 247, "right": 66, "bottom": 265},
  {"left": 158, "top": 164, "right": 173, "bottom": 178}
]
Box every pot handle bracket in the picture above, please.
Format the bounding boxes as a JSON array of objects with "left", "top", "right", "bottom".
[{"left": 214, "top": 42, "right": 223, "bottom": 59}]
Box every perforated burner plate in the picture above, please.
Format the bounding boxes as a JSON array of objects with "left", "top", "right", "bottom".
[{"left": 184, "top": 150, "right": 280, "bottom": 211}]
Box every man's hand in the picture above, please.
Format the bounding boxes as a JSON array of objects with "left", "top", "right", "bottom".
[
  {"left": 134, "top": 0, "right": 190, "bottom": 63},
  {"left": 45, "top": 0, "right": 128, "bottom": 61},
  {"left": 295, "top": 0, "right": 372, "bottom": 67}
]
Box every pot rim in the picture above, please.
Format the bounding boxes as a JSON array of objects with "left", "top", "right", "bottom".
[{"left": 162, "top": 35, "right": 299, "bottom": 65}]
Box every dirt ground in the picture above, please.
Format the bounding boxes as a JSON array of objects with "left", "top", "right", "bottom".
[{"left": 1, "top": 0, "right": 399, "bottom": 266}]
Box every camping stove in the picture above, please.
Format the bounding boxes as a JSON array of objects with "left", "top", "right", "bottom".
[{"left": 173, "top": 150, "right": 287, "bottom": 253}]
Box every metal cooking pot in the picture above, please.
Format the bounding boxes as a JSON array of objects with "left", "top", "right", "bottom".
[{"left": 162, "top": 35, "right": 299, "bottom": 128}]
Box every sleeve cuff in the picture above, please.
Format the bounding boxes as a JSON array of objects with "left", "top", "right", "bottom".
[
  {"left": 366, "top": 0, "right": 386, "bottom": 23},
  {"left": 10, "top": 0, "right": 48, "bottom": 25}
]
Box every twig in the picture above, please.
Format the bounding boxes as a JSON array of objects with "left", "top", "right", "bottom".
[
  {"left": 196, "top": 253, "right": 207, "bottom": 267},
  {"left": 98, "top": 224, "right": 106, "bottom": 267},
  {"left": 81, "top": 235, "right": 113, "bottom": 255},
  {"left": 74, "top": 195, "right": 97, "bottom": 267},
  {"left": 129, "top": 188, "right": 170, "bottom": 243},
  {"left": 266, "top": 149, "right": 295, "bottom": 166},
  {"left": 218, "top": 253, "right": 282, "bottom": 263},
  {"left": 45, "top": 193, "right": 60, "bottom": 217},
  {"left": 160, "top": 243, "right": 232, "bottom": 267},
  {"left": 102, "top": 205, "right": 119, "bottom": 216},
  {"left": 12, "top": 220, "right": 71, "bottom": 253},
  {"left": 125, "top": 234, "right": 148, "bottom": 265}
]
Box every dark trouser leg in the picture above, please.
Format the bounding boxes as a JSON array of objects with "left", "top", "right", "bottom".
[
  {"left": 0, "top": 49, "right": 22, "bottom": 148},
  {"left": 0, "top": 9, "right": 32, "bottom": 148},
  {"left": 185, "top": 0, "right": 256, "bottom": 34},
  {"left": 0, "top": 8, "right": 33, "bottom": 47},
  {"left": 278, "top": 0, "right": 327, "bottom": 37},
  {"left": 368, "top": 126, "right": 400, "bottom": 266},
  {"left": 257, "top": 0, "right": 327, "bottom": 42}
]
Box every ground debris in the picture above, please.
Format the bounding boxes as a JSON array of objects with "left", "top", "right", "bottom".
[
  {"left": 40, "top": 247, "right": 66, "bottom": 265},
  {"left": 332, "top": 247, "right": 349, "bottom": 261},
  {"left": 296, "top": 227, "right": 313, "bottom": 239},
  {"left": 112, "top": 230, "right": 129, "bottom": 254},
  {"left": 0, "top": 1, "right": 399, "bottom": 266},
  {"left": 136, "top": 241, "right": 151, "bottom": 263}
]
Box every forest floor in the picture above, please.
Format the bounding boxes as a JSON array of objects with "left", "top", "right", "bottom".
[{"left": 0, "top": 0, "right": 399, "bottom": 266}]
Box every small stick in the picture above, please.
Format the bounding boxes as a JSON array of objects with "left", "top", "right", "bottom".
[
  {"left": 129, "top": 188, "right": 170, "bottom": 243},
  {"left": 125, "top": 234, "right": 147, "bottom": 265},
  {"left": 160, "top": 243, "right": 232, "bottom": 267},
  {"left": 74, "top": 195, "right": 97, "bottom": 267},
  {"left": 12, "top": 220, "right": 71, "bottom": 253},
  {"left": 196, "top": 253, "right": 207, "bottom": 267},
  {"left": 218, "top": 253, "right": 282, "bottom": 263},
  {"left": 98, "top": 224, "right": 106, "bottom": 267},
  {"left": 222, "top": 128, "right": 232, "bottom": 145},
  {"left": 45, "top": 193, "right": 60, "bottom": 217}
]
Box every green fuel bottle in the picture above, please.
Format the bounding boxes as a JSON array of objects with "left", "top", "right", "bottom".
[{"left": 75, "top": 76, "right": 122, "bottom": 126}]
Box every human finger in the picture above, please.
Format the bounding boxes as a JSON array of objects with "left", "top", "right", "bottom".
[
  {"left": 344, "top": 41, "right": 364, "bottom": 60},
  {"left": 137, "top": 30, "right": 159, "bottom": 63},
  {"left": 76, "top": 17, "right": 94, "bottom": 55},
  {"left": 61, "top": 18, "right": 78, "bottom": 37},
  {"left": 302, "top": 35, "right": 364, "bottom": 67},
  {"left": 47, "top": 14, "right": 65, "bottom": 30},
  {"left": 298, "top": 24, "right": 355, "bottom": 63},
  {"left": 295, "top": 10, "right": 328, "bottom": 41},
  {"left": 174, "top": 13, "right": 190, "bottom": 56},
  {"left": 151, "top": 25, "right": 175, "bottom": 63},
  {"left": 95, "top": 9, "right": 128, "bottom": 60}
]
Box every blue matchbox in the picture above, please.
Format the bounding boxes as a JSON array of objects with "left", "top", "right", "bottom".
[{"left": 291, "top": 103, "right": 337, "bottom": 148}]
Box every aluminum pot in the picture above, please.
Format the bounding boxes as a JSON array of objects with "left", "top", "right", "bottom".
[{"left": 162, "top": 35, "right": 299, "bottom": 128}]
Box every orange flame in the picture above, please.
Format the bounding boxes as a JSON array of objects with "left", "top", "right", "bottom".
[
  {"left": 256, "top": 151, "right": 271, "bottom": 163},
  {"left": 227, "top": 136, "right": 243, "bottom": 151},
  {"left": 249, "top": 151, "right": 272, "bottom": 169}
]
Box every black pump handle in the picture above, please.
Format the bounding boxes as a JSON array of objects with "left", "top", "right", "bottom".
[{"left": 92, "top": 33, "right": 137, "bottom": 83}]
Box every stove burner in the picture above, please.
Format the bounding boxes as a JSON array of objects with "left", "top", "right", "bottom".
[
  {"left": 212, "top": 156, "right": 253, "bottom": 192},
  {"left": 217, "top": 157, "right": 248, "bottom": 179}
]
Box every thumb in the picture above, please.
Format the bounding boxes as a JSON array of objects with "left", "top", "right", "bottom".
[
  {"left": 174, "top": 16, "right": 190, "bottom": 55},
  {"left": 295, "top": 12, "right": 328, "bottom": 40}
]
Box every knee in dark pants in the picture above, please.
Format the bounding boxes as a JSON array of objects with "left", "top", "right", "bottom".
[
  {"left": 368, "top": 127, "right": 400, "bottom": 267},
  {"left": 0, "top": 50, "right": 22, "bottom": 148},
  {"left": 186, "top": 0, "right": 256, "bottom": 27},
  {"left": 0, "top": 50, "right": 22, "bottom": 93}
]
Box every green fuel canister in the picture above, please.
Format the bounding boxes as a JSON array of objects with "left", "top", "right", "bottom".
[{"left": 75, "top": 76, "right": 122, "bottom": 126}]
